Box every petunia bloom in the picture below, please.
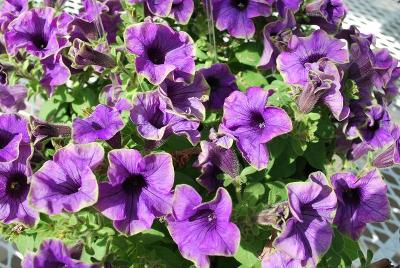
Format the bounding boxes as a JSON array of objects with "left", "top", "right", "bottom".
[
  {"left": 262, "top": 250, "right": 302, "bottom": 268},
  {"left": 96, "top": 149, "right": 174, "bottom": 235},
  {"left": 373, "top": 126, "right": 400, "bottom": 168},
  {"left": 306, "top": 0, "right": 347, "bottom": 32},
  {"left": 29, "top": 143, "right": 103, "bottom": 214},
  {"left": 125, "top": 21, "right": 195, "bottom": 85},
  {"left": 22, "top": 239, "right": 96, "bottom": 268},
  {"left": 199, "top": 63, "right": 239, "bottom": 110},
  {"left": 166, "top": 185, "right": 240, "bottom": 268},
  {"left": 40, "top": 52, "right": 71, "bottom": 95},
  {"left": 276, "top": 0, "right": 302, "bottom": 16},
  {"left": 0, "top": 84, "right": 27, "bottom": 113},
  {"left": 168, "top": 0, "right": 194, "bottom": 24},
  {"left": 129, "top": 0, "right": 173, "bottom": 17},
  {"left": 72, "top": 104, "right": 124, "bottom": 144},
  {"left": 5, "top": 7, "right": 70, "bottom": 58},
  {"left": 220, "top": 87, "right": 292, "bottom": 170},
  {"left": 100, "top": 77, "right": 133, "bottom": 113},
  {"left": 277, "top": 29, "right": 349, "bottom": 86},
  {"left": 213, "top": 0, "right": 274, "bottom": 39},
  {"left": 274, "top": 172, "right": 337, "bottom": 266},
  {"left": 331, "top": 169, "right": 390, "bottom": 240},
  {"left": 0, "top": 0, "right": 28, "bottom": 32}
]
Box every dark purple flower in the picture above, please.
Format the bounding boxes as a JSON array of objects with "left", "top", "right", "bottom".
[
  {"left": 259, "top": 10, "right": 296, "bottom": 70},
  {"left": 0, "top": 160, "right": 38, "bottom": 226},
  {"left": 72, "top": 104, "right": 124, "bottom": 144},
  {"left": 0, "top": 0, "right": 28, "bottom": 32},
  {"left": 129, "top": 0, "right": 173, "bottom": 17},
  {"left": 22, "top": 239, "right": 95, "bottom": 268},
  {"left": 168, "top": 0, "right": 194, "bottom": 24},
  {"left": 0, "top": 114, "right": 31, "bottom": 163},
  {"left": 29, "top": 143, "right": 103, "bottom": 214},
  {"left": 130, "top": 91, "right": 200, "bottom": 145},
  {"left": 220, "top": 87, "right": 292, "bottom": 170},
  {"left": 199, "top": 63, "right": 239, "bottom": 110},
  {"left": 382, "top": 67, "right": 400, "bottom": 103},
  {"left": 306, "top": 0, "right": 347, "bottom": 29},
  {"left": 0, "top": 84, "right": 27, "bottom": 113},
  {"left": 4, "top": 7, "right": 70, "bottom": 58},
  {"left": 262, "top": 251, "right": 302, "bottom": 268},
  {"left": 277, "top": 29, "right": 349, "bottom": 86},
  {"left": 297, "top": 59, "right": 350, "bottom": 121},
  {"left": 40, "top": 52, "right": 71, "bottom": 96},
  {"left": 166, "top": 185, "right": 240, "bottom": 268},
  {"left": 125, "top": 21, "right": 195, "bottom": 85},
  {"left": 213, "top": 0, "right": 274, "bottom": 39},
  {"left": 331, "top": 169, "right": 390, "bottom": 240},
  {"left": 373, "top": 126, "right": 400, "bottom": 168},
  {"left": 96, "top": 149, "right": 174, "bottom": 235},
  {"left": 276, "top": 0, "right": 302, "bottom": 16},
  {"left": 159, "top": 72, "right": 209, "bottom": 121},
  {"left": 274, "top": 172, "right": 337, "bottom": 266}
]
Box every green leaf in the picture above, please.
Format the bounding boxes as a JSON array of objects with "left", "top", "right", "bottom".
[
  {"left": 14, "top": 235, "right": 35, "bottom": 254},
  {"left": 234, "top": 244, "right": 260, "bottom": 267},
  {"left": 243, "top": 183, "right": 265, "bottom": 205},
  {"left": 266, "top": 181, "right": 287, "bottom": 204},
  {"left": 235, "top": 43, "right": 262, "bottom": 66},
  {"left": 304, "top": 142, "right": 327, "bottom": 170}
]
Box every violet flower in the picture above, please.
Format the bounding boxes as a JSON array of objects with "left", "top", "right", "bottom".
[
  {"left": 125, "top": 21, "right": 195, "bottom": 85},
  {"left": 199, "top": 63, "right": 239, "bottom": 110},
  {"left": 166, "top": 185, "right": 240, "bottom": 268},
  {"left": 0, "top": 84, "right": 27, "bottom": 113},
  {"left": 331, "top": 169, "right": 390, "bottom": 240},
  {"left": 276, "top": 0, "right": 302, "bottom": 16},
  {"left": 4, "top": 7, "right": 70, "bottom": 58},
  {"left": 277, "top": 29, "right": 349, "bottom": 86},
  {"left": 168, "top": 0, "right": 194, "bottom": 24},
  {"left": 0, "top": 0, "right": 28, "bottom": 32},
  {"left": 220, "top": 87, "right": 292, "bottom": 170},
  {"left": 40, "top": 52, "right": 71, "bottom": 96},
  {"left": 29, "top": 143, "right": 104, "bottom": 215},
  {"left": 274, "top": 172, "right": 337, "bottom": 266},
  {"left": 373, "top": 126, "right": 400, "bottom": 168},
  {"left": 383, "top": 67, "right": 400, "bottom": 103},
  {"left": 262, "top": 251, "right": 302, "bottom": 268},
  {"left": 129, "top": 0, "right": 173, "bottom": 17},
  {"left": 130, "top": 91, "right": 200, "bottom": 146},
  {"left": 306, "top": 0, "right": 347, "bottom": 31},
  {"left": 96, "top": 149, "right": 174, "bottom": 235},
  {"left": 72, "top": 104, "right": 124, "bottom": 144},
  {"left": 159, "top": 72, "right": 210, "bottom": 121},
  {"left": 100, "top": 78, "right": 133, "bottom": 113}
]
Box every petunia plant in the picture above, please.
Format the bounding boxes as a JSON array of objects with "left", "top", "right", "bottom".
[{"left": 0, "top": 0, "right": 398, "bottom": 267}]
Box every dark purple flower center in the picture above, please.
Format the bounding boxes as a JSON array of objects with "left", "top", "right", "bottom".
[
  {"left": 188, "top": 208, "right": 216, "bottom": 222},
  {"left": 206, "top": 76, "right": 220, "bottom": 90},
  {"left": 122, "top": 174, "right": 147, "bottom": 193},
  {"left": 147, "top": 46, "right": 165, "bottom": 65},
  {"left": 250, "top": 111, "right": 266, "bottom": 129},
  {"left": 91, "top": 122, "right": 104, "bottom": 131},
  {"left": 149, "top": 111, "right": 166, "bottom": 129},
  {"left": 31, "top": 33, "right": 48, "bottom": 50},
  {"left": 342, "top": 187, "right": 361, "bottom": 205},
  {"left": 172, "top": 0, "right": 183, "bottom": 9},
  {"left": 6, "top": 172, "right": 28, "bottom": 198},
  {"left": 231, "top": 0, "right": 249, "bottom": 10},
  {"left": 300, "top": 53, "right": 326, "bottom": 66},
  {"left": 0, "top": 129, "right": 13, "bottom": 149}
]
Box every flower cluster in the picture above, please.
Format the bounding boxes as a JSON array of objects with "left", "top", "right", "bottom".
[{"left": 0, "top": 0, "right": 398, "bottom": 267}]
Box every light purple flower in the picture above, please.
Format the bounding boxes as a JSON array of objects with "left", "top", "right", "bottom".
[
  {"left": 5, "top": 7, "right": 69, "bottom": 58},
  {"left": 276, "top": 0, "right": 302, "bottom": 16},
  {"left": 262, "top": 251, "right": 302, "bottom": 268},
  {"left": 96, "top": 149, "right": 174, "bottom": 235},
  {"left": 168, "top": 0, "right": 194, "bottom": 24},
  {"left": 22, "top": 239, "right": 95, "bottom": 268},
  {"left": 220, "top": 87, "right": 292, "bottom": 170},
  {"left": 72, "top": 104, "right": 124, "bottom": 144},
  {"left": 159, "top": 72, "right": 209, "bottom": 121},
  {"left": 125, "top": 21, "right": 195, "bottom": 85},
  {"left": 373, "top": 126, "right": 400, "bottom": 168},
  {"left": 29, "top": 143, "right": 103, "bottom": 215},
  {"left": 100, "top": 78, "right": 133, "bottom": 113},
  {"left": 166, "top": 185, "right": 240, "bottom": 268},
  {"left": 331, "top": 169, "right": 390, "bottom": 240},
  {"left": 213, "top": 0, "right": 274, "bottom": 39},
  {"left": 40, "top": 52, "right": 71, "bottom": 96},
  {"left": 129, "top": 0, "right": 173, "bottom": 17},
  {"left": 199, "top": 63, "right": 239, "bottom": 110},
  {"left": 130, "top": 91, "right": 200, "bottom": 146},
  {"left": 383, "top": 66, "right": 400, "bottom": 103},
  {"left": 0, "top": 160, "right": 38, "bottom": 226},
  {"left": 277, "top": 29, "right": 349, "bottom": 86},
  {"left": 0, "top": 0, "right": 28, "bottom": 32},
  {"left": 274, "top": 172, "right": 337, "bottom": 266},
  {"left": 0, "top": 84, "right": 27, "bottom": 113},
  {"left": 306, "top": 0, "right": 347, "bottom": 29}
]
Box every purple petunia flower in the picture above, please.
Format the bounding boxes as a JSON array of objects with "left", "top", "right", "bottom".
[
  {"left": 277, "top": 29, "right": 349, "bottom": 86},
  {"left": 0, "top": 84, "right": 27, "bottom": 113},
  {"left": 159, "top": 72, "right": 210, "bottom": 121},
  {"left": 168, "top": 0, "right": 194, "bottom": 24},
  {"left": 373, "top": 126, "right": 400, "bottom": 168},
  {"left": 40, "top": 52, "right": 71, "bottom": 95},
  {"left": 276, "top": 0, "right": 303, "bottom": 16},
  {"left": 262, "top": 250, "right": 302, "bottom": 268},
  {"left": 213, "top": 0, "right": 274, "bottom": 39},
  {"left": 306, "top": 0, "right": 347, "bottom": 31},
  {"left": 274, "top": 172, "right": 337, "bottom": 266},
  {"left": 0, "top": 160, "right": 38, "bottom": 226},
  {"left": 0, "top": 0, "right": 28, "bottom": 32},
  {"left": 72, "top": 104, "right": 124, "bottom": 144},
  {"left": 220, "top": 87, "right": 292, "bottom": 170},
  {"left": 166, "top": 185, "right": 240, "bottom": 268},
  {"left": 0, "top": 114, "right": 31, "bottom": 163},
  {"left": 331, "top": 169, "right": 390, "bottom": 240},
  {"left": 22, "top": 239, "right": 96, "bottom": 268},
  {"left": 130, "top": 91, "right": 200, "bottom": 146},
  {"left": 29, "top": 143, "right": 103, "bottom": 215},
  {"left": 382, "top": 66, "right": 400, "bottom": 104},
  {"left": 4, "top": 7, "right": 70, "bottom": 58},
  {"left": 297, "top": 59, "right": 350, "bottom": 121},
  {"left": 96, "top": 149, "right": 174, "bottom": 235},
  {"left": 125, "top": 21, "right": 195, "bottom": 85},
  {"left": 199, "top": 63, "right": 239, "bottom": 110},
  {"left": 100, "top": 77, "right": 133, "bottom": 113},
  {"left": 129, "top": 0, "right": 173, "bottom": 17}
]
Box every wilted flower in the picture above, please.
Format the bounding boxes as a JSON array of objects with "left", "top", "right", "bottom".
[
  {"left": 373, "top": 126, "right": 400, "bottom": 168},
  {"left": 129, "top": 0, "right": 173, "bottom": 17},
  {"left": 72, "top": 104, "right": 124, "bottom": 144},
  {"left": 213, "top": 0, "right": 274, "bottom": 39},
  {"left": 0, "top": 84, "right": 27, "bottom": 113},
  {"left": 331, "top": 169, "right": 390, "bottom": 240},
  {"left": 168, "top": 0, "right": 194, "bottom": 24},
  {"left": 166, "top": 185, "right": 240, "bottom": 268},
  {"left": 96, "top": 149, "right": 174, "bottom": 235},
  {"left": 0, "top": 0, "right": 28, "bottom": 32},
  {"left": 199, "top": 63, "right": 239, "bottom": 110},
  {"left": 70, "top": 39, "right": 116, "bottom": 70},
  {"left": 125, "top": 21, "right": 195, "bottom": 85},
  {"left": 306, "top": 0, "right": 347, "bottom": 31},
  {"left": 277, "top": 29, "right": 349, "bottom": 86},
  {"left": 40, "top": 52, "right": 71, "bottom": 95},
  {"left": 29, "top": 143, "right": 103, "bottom": 214},
  {"left": 262, "top": 250, "right": 302, "bottom": 268},
  {"left": 30, "top": 117, "right": 71, "bottom": 144},
  {"left": 220, "top": 87, "right": 292, "bottom": 170}
]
